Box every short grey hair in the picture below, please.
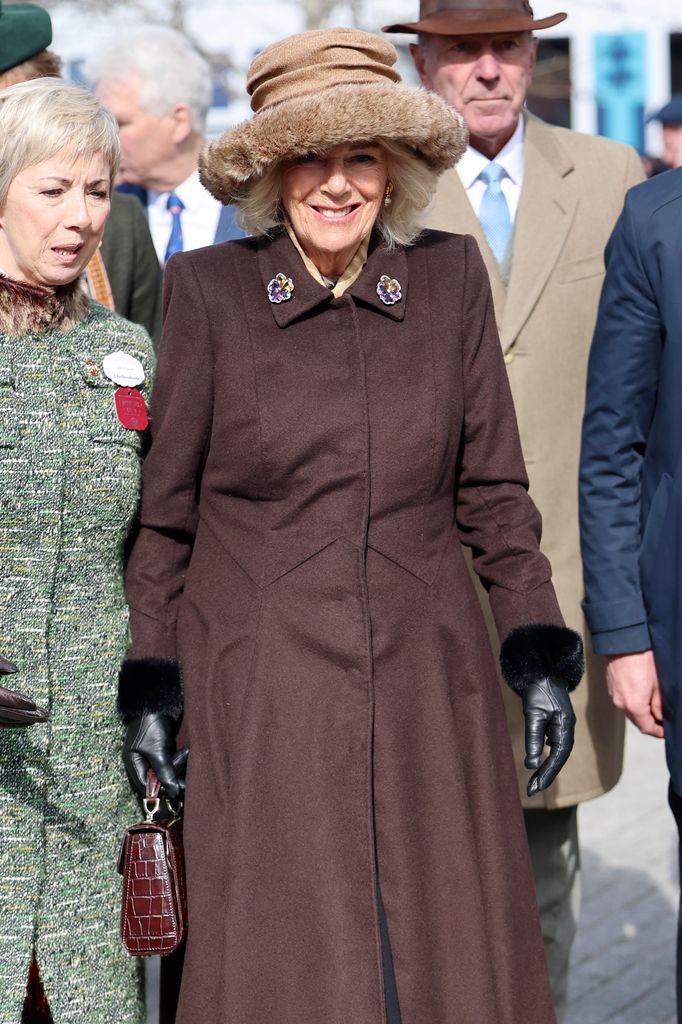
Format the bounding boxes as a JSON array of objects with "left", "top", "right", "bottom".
[
  {"left": 84, "top": 26, "right": 212, "bottom": 135},
  {"left": 236, "top": 139, "right": 440, "bottom": 249},
  {"left": 0, "top": 78, "right": 120, "bottom": 207}
]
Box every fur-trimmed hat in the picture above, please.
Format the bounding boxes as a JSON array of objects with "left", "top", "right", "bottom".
[{"left": 199, "top": 28, "right": 467, "bottom": 205}]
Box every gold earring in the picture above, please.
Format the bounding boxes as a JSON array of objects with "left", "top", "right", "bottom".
[{"left": 384, "top": 182, "right": 394, "bottom": 208}]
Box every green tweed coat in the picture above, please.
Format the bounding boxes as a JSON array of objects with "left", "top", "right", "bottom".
[{"left": 0, "top": 279, "right": 154, "bottom": 1024}]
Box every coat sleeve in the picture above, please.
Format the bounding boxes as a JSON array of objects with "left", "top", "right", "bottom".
[
  {"left": 123, "top": 252, "right": 214, "bottom": 680},
  {"left": 454, "top": 235, "right": 564, "bottom": 644},
  {"left": 579, "top": 190, "right": 661, "bottom": 655}
]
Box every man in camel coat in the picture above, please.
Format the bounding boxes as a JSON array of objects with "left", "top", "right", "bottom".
[{"left": 384, "top": 0, "right": 644, "bottom": 1016}]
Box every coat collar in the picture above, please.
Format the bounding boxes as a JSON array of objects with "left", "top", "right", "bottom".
[
  {"left": 425, "top": 114, "right": 578, "bottom": 351},
  {"left": 257, "top": 229, "right": 408, "bottom": 327},
  {"left": 500, "top": 114, "right": 577, "bottom": 350}
]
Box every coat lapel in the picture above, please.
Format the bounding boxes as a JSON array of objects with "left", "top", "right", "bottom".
[
  {"left": 257, "top": 231, "right": 331, "bottom": 328},
  {"left": 257, "top": 231, "right": 408, "bottom": 328},
  {"left": 426, "top": 169, "right": 507, "bottom": 324},
  {"left": 501, "top": 116, "right": 577, "bottom": 351}
]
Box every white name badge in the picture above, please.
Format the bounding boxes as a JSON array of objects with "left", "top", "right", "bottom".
[{"left": 102, "top": 351, "right": 145, "bottom": 388}]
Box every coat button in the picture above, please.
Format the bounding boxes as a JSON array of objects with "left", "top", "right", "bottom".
[{"left": 504, "top": 352, "right": 515, "bottom": 365}]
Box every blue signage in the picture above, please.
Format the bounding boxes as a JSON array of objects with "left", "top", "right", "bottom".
[{"left": 594, "top": 33, "right": 646, "bottom": 152}]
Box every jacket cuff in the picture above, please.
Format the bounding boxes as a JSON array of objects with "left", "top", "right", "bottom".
[
  {"left": 590, "top": 623, "right": 651, "bottom": 656},
  {"left": 117, "top": 657, "right": 183, "bottom": 723},
  {"left": 500, "top": 623, "right": 584, "bottom": 696}
]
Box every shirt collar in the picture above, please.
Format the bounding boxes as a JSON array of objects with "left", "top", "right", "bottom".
[
  {"left": 148, "top": 168, "right": 205, "bottom": 210},
  {"left": 457, "top": 112, "right": 525, "bottom": 188},
  {"left": 285, "top": 224, "right": 370, "bottom": 298}
]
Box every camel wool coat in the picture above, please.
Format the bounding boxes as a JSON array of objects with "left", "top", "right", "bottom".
[
  {"left": 426, "top": 115, "right": 645, "bottom": 808},
  {"left": 124, "top": 228, "right": 566, "bottom": 1024}
]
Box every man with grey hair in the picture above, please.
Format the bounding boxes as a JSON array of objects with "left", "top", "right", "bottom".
[
  {"left": 86, "top": 25, "right": 242, "bottom": 264},
  {"left": 384, "top": 0, "right": 644, "bottom": 1017}
]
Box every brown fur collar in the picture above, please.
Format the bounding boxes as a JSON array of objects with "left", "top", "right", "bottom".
[
  {"left": 199, "top": 82, "right": 468, "bottom": 204},
  {"left": 0, "top": 275, "right": 89, "bottom": 335}
]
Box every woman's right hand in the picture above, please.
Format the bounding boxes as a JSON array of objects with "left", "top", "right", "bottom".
[
  {"left": 123, "top": 713, "right": 189, "bottom": 798},
  {"left": 0, "top": 656, "right": 49, "bottom": 727}
]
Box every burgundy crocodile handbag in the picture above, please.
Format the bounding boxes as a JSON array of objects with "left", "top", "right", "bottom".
[{"left": 118, "top": 769, "right": 187, "bottom": 956}]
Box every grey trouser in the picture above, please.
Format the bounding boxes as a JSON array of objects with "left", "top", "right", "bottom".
[{"left": 524, "top": 804, "right": 581, "bottom": 1023}]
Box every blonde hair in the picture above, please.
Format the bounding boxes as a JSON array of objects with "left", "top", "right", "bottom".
[
  {"left": 0, "top": 78, "right": 120, "bottom": 206},
  {"left": 235, "top": 139, "right": 440, "bottom": 249}
]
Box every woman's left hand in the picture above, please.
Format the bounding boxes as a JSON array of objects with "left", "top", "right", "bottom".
[{"left": 521, "top": 679, "right": 576, "bottom": 797}]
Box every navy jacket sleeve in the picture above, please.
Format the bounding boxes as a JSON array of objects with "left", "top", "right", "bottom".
[{"left": 579, "top": 190, "right": 663, "bottom": 655}]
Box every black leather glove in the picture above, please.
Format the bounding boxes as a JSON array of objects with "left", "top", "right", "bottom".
[
  {"left": 123, "top": 712, "right": 189, "bottom": 798},
  {"left": 522, "top": 678, "right": 576, "bottom": 797},
  {"left": 0, "top": 656, "right": 49, "bottom": 728},
  {"left": 499, "top": 623, "right": 583, "bottom": 798}
]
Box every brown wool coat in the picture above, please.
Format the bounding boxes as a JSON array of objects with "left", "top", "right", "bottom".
[
  {"left": 426, "top": 115, "right": 645, "bottom": 808},
  {"left": 125, "top": 229, "right": 564, "bottom": 1024}
]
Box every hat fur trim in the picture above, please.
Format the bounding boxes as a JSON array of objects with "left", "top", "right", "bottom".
[{"left": 200, "top": 83, "right": 467, "bottom": 204}]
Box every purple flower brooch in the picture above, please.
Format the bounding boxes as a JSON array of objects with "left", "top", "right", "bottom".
[
  {"left": 377, "top": 275, "right": 402, "bottom": 306},
  {"left": 267, "top": 273, "right": 294, "bottom": 304}
]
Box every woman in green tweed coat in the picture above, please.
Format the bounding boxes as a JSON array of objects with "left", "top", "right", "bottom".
[{"left": 0, "top": 79, "right": 153, "bottom": 1023}]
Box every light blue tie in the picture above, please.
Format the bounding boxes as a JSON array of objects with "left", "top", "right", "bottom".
[
  {"left": 164, "top": 192, "right": 184, "bottom": 264},
  {"left": 478, "top": 162, "right": 511, "bottom": 264}
]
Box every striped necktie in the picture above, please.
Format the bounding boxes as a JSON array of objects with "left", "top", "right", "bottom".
[
  {"left": 164, "top": 192, "right": 184, "bottom": 264},
  {"left": 478, "top": 162, "right": 511, "bottom": 264}
]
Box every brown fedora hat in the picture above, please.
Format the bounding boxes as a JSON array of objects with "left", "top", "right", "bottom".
[{"left": 383, "top": 0, "right": 566, "bottom": 35}]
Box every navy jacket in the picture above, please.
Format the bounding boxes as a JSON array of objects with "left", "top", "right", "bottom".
[
  {"left": 579, "top": 167, "right": 682, "bottom": 789},
  {"left": 116, "top": 182, "right": 243, "bottom": 244}
]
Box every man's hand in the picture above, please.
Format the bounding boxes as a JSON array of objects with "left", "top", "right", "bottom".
[{"left": 606, "top": 650, "right": 664, "bottom": 738}]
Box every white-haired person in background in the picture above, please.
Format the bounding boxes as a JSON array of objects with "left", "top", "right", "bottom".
[
  {"left": 85, "top": 24, "right": 243, "bottom": 265},
  {"left": 0, "top": 78, "right": 154, "bottom": 1024}
]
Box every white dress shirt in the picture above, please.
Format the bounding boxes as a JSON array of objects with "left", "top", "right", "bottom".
[
  {"left": 456, "top": 114, "right": 525, "bottom": 223},
  {"left": 148, "top": 169, "right": 222, "bottom": 263}
]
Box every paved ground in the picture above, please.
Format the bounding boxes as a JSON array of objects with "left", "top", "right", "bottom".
[
  {"left": 146, "top": 721, "right": 679, "bottom": 1024},
  {"left": 565, "top": 721, "right": 678, "bottom": 1024}
]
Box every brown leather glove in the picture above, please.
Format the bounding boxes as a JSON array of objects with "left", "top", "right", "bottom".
[{"left": 0, "top": 656, "right": 49, "bottom": 727}]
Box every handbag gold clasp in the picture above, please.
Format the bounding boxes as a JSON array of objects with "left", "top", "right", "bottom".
[{"left": 143, "top": 797, "right": 160, "bottom": 822}]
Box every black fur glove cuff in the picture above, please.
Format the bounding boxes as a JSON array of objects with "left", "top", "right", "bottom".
[
  {"left": 499, "top": 623, "right": 584, "bottom": 696},
  {"left": 118, "top": 658, "right": 184, "bottom": 723}
]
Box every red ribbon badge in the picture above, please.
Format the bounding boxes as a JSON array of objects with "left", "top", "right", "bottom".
[{"left": 114, "top": 387, "right": 148, "bottom": 430}]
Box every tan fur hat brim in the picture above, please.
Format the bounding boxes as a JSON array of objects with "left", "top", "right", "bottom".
[{"left": 199, "top": 83, "right": 468, "bottom": 205}]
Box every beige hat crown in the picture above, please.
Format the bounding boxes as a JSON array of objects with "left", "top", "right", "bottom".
[
  {"left": 200, "top": 28, "right": 467, "bottom": 205},
  {"left": 247, "top": 28, "right": 400, "bottom": 113}
]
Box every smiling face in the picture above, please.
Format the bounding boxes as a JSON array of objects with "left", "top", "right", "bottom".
[
  {"left": 279, "top": 142, "right": 389, "bottom": 278},
  {"left": 0, "top": 148, "right": 111, "bottom": 288},
  {"left": 411, "top": 32, "right": 537, "bottom": 159}
]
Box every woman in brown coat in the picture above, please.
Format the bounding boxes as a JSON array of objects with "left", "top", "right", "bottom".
[{"left": 118, "top": 27, "right": 582, "bottom": 1024}]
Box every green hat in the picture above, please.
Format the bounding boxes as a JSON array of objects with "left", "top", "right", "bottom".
[{"left": 0, "top": 1, "right": 52, "bottom": 74}]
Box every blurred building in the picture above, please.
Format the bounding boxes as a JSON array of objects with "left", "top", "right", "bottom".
[{"left": 51, "top": 0, "right": 681, "bottom": 156}]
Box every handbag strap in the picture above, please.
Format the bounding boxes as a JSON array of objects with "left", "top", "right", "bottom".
[
  {"left": 143, "top": 769, "right": 161, "bottom": 821},
  {"left": 144, "top": 768, "right": 182, "bottom": 822},
  {"left": 146, "top": 769, "right": 161, "bottom": 801}
]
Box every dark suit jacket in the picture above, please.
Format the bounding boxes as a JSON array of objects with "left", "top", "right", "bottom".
[
  {"left": 101, "top": 191, "right": 162, "bottom": 346},
  {"left": 116, "top": 182, "right": 244, "bottom": 244},
  {"left": 579, "top": 167, "right": 682, "bottom": 789}
]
